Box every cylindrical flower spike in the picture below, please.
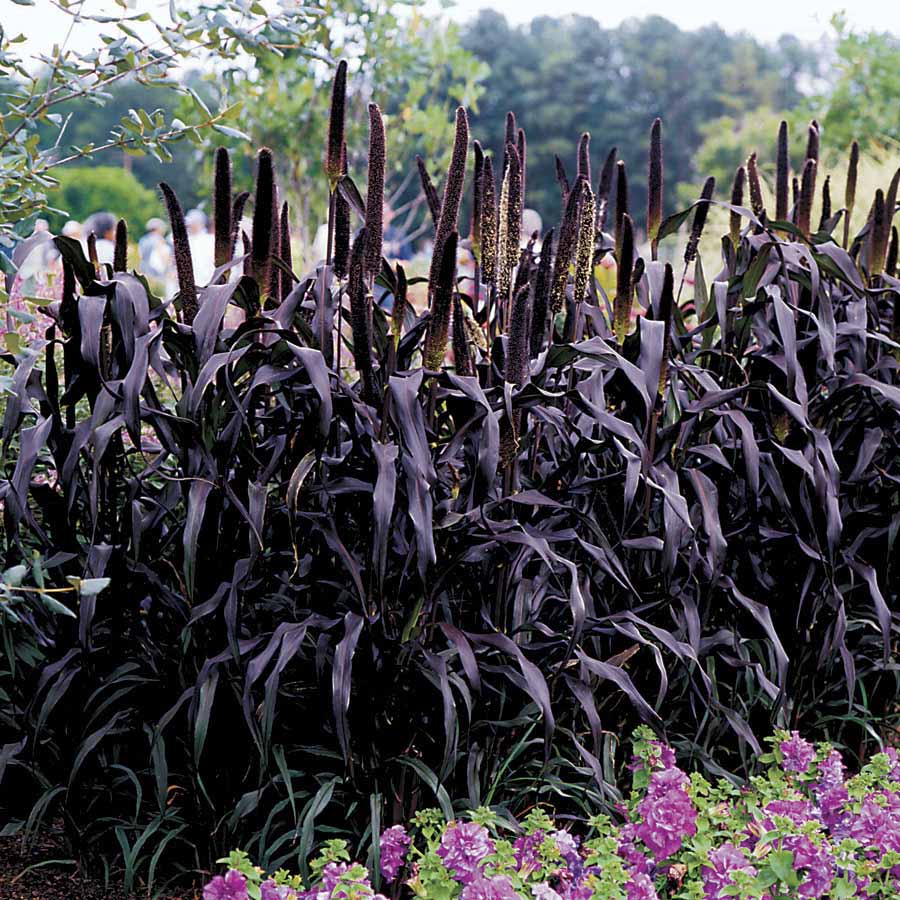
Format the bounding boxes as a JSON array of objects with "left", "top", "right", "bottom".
[
  {"left": 577, "top": 132, "right": 591, "bottom": 184},
  {"left": 555, "top": 155, "right": 570, "bottom": 201},
  {"left": 573, "top": 183, "right": 596, "bottom": 305},
  {"left": 348, "top": 227, "right": 376, "bottom": 404},
  {"left": 159, "top": 181, "right": 198, "bottom": 325},
  {"left": 391, "top": 263, "right": 408, "bottom": 348},
  {"left": 868, "top": 189, "right": 888, "bottom": 278},
  {"left": 114, "top": 218, "right": 128, "bottom": 273},
  {"left": 452, "top": 293, "right": 474, "bottom": 377},
  {"left": 885, "top": 168, "right": 900, "bottom": 245},
  {"left": 271, "top": 183, "right": 281, "bottom": 297},
  {"left": 550, "top": 176, "right": 585, "bottom": 314},
  {"left": 776, "top": 120, "right": 790, "bottom": 223},
  {"left": 746, "top": 152, "right": 765, "bottom": 220},
  {"left": 843, "top": 140, "right": 859, "bottom": 250},
  {"left": 87, "top": 232, "right": 99, "bottom": 272},
  {"left": 505, "top": 283, "right": 531, "bottom": 386},
  {"left": 596, "top": 146, "right": 617, "bottom": 233},
  {"left": 213, "top": 147, "right": 232, "bottom": 272},
  {"left": 517, "top": 128, "right": 527, "bottom": 203},
  {"left": 251, "top": 147, "right": 276, "bottom": 296},
  {"left": 730, "top": 166, "right": 745, "bottom": 248},
  {"left": 471, "top": 141, "right": 484, "bottom": 262},
  {"left": 241, "top": 230, "right": 251, "bottom": 276},
  {"left": 647, "top": 118, "right": 663, "bottom": 259},
  {"left": 426, "top": 107, "right": 468, "bottom": 319},
  {"left": 805, "top": 121, "right": 820, "bottom": 163},
  {"left": 613, "top": 213, "right": 635, "bottom": 343},
  {"left": 365, "top": 103, "right": 386, "bottom": 281},
  {"left": 798, "top": 159, "right": 816, "bottom": 238},
  {"left": 657, "top": 261, "right": 675, "bottom": 398},
  {"left": 498, "top": 165, "right": 509, "bottom": 299},
  {"left": 886, "top": 226, "right": 898, "bottom": 279},
  {"left": 334, "top": 141, "right": 351, "bottom": 280},
  {"left": 684, "top": 177, "right": 716, "bottom": 266},
  {"left": 325, "top": 60, "right": 348, "bottom": 189},
  {"left": 230, "top": 190, "right": 250, "bottom": 260},
  {"left": 819, "top": 176, "right": 832, "bottom": 232},
  {"left": 480, "top": 154, "right": 498, "bottom": 288},
  {"left": 615, "top": 159, "right": 630, "bottom": 261},
  {"left": 503, "top": 111, "right": 517, "bottom": 173},
  {"left": 513, "top": 231, "right": 537, "bottom": 300},
  {"left": 416, "top": 155, "right": 441, "bottom": 230},
  {"left": 530, "top": 227, "right": 553, "bottom": 358},
  {"left": 424, "top": 232, "right": 459, "bottom": 370},
  {"left": 499, "top": 142, "right": 522, "bottom": 307},
  {"left": 279, "top": 201, "right": 292, "bottom": 301}
]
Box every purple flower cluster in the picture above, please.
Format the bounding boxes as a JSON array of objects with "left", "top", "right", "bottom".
[
  {"left": 782, "top": 834, "right": 835, "bottom": 899},
  {"left": 780, "top": 731, "right": 816, "bottom": 773},
  {"left": 205, "top": 729, "right": 900, "bottom": 900},
  {"left": 436, "top": 821, "right": 496, "bottom": 884},
  {"left": 633, "top": 767, "right": 697, "bottom": 861},
  {"left": 624, "top": 872, "right": 658, "bottom": 900},
  {"left": 461, "top": 874, "right": 520, "bottom": 900},
  {"left": 702, "top": 843, "right": 757, "bottom": 900},
  {"left": 813, "top": 750, "right": 848, "bottom": 829},
  {"left": 379, "top": 825, "right": 411, "bottom": 880},
  {"left": 512, "top": 832, "right": 544, "bottom": 874},
  {"left": 204, "top": 870, "right": 250, "bottom": 900}
]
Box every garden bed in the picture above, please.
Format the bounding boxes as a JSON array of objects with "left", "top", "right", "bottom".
[{"left": 0, "top": 833, "right": 200, "bottom": 900}]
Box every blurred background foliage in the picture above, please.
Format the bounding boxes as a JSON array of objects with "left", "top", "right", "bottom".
[{"left": 7, "top": 6, "right": 899, "bottom": 261}]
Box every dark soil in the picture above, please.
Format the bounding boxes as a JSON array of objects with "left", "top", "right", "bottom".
[{"left": 0, "top": 834, "right": 202, "bottom": 900}]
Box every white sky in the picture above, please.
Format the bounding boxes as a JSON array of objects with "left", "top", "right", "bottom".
[
  {"left": 446, "top": 0, "right": 893, "bottom": 43},
  {"left": 0, "top": 0, "right": 895, "bottom": 56}
]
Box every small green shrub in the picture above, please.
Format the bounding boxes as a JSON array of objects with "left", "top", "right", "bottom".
[{"left": 46, "top": 165, "right": 161, "bottom": 230}]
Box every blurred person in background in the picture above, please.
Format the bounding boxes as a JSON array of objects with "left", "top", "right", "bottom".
[
  {"left": 61, "top": 220, "right": 83, "bottom": 241},
  {"left": 4, "top": 219, "right": 61, "bottom": 340},
  {"left": 186, "top": 208, "right": 215, "bottom": 285},
  {"left": 82, "top": 212, "right": 117, "bottom": 266},
  {"left": 139, "top": 217, "right": 172, "bottom": 283}
]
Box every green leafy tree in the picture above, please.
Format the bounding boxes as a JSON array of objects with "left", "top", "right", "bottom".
[
  {"left": 46, "top": 164, "right": 161, "bottom": 230},
  {"left": 202, "top": 0, "right": 487, "bottom": 255},
  {"left": 0, "top": 0, "right": 319, "bottom": 239},
  {"left": 36, "top": 77, "right": 214, "bottom": 212},
  {"left": 815, "top": 15, "right": 900, "bottom": 152},
  {"left": 461, "top": 13, "right": 816, "bottom": 231}
]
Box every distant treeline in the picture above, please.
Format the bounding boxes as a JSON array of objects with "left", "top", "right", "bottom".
[{"left": 461, "top": 12, "right": 821, "bottom": 229}]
